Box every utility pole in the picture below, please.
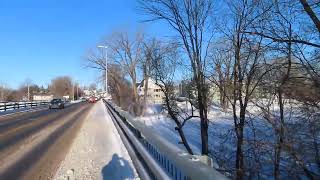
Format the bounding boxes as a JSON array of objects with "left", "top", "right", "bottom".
[
  {"left": 27, "top": 83, "right": 30, "bottom": 101},
  {"left": 97, "top": 45, "right": 108, "bottom": 97},
  {"left": 25, "top": 79, "right": 31, "bottom": 102}
]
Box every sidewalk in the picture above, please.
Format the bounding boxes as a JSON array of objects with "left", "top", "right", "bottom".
[{"left": 54, "top": 101, "right": 138, "bottom": 180}]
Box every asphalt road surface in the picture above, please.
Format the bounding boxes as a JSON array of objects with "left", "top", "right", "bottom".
[{"left": 0, "top": 102, "right": 93, "bottom": 180}]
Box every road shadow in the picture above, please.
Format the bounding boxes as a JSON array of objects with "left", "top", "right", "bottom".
[{"left": 101, "top": 154, "right": 135, "bottom": 180}]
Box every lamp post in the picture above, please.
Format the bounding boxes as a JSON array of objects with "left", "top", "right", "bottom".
[{"left": 97, "top": 45, "right": 108, "bottom": 97}]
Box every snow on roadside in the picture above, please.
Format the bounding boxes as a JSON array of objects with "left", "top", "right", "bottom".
[
  {"left": 136, "top": 104, "right": 234, "bottom": 156},
  {"left": 54, "top": 101, "right": 139, "bottom": 180},
  {"left": 135, "top": 101, "right": 300, "bottom": 177}
]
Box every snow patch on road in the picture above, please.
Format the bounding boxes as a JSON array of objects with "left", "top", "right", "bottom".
[{"left": 54, "top": 101, "right": 139, "bottom": 180}]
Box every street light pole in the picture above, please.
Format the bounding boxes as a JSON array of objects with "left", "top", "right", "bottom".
[{"left": 97, "top": 45, "right": 108, "bottom": 97}]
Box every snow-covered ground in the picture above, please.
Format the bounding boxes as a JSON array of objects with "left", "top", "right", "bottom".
[
  {"left": 134, "top": 102, "right": 308, "bottom": 178},
  {"left": 54, "top": 101, "right": 139, "bottom": 180},
  {"left": 137, "top": 103, "right": 234, "bottom": 155},
  {"left": 135, "top": 103, "right": 292, "bottom": 176}
]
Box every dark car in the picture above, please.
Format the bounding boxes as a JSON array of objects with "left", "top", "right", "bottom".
[{"left": 49, "top": 98, "right": 65, "bottom": 109}]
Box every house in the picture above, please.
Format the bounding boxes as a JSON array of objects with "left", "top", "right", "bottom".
[
  {"left": 259, "top": 57, "right": 320, "bottom": 101},
  {"left": 137, "top": 78, "right": 165, "bottom": 104},
  {"left": 33, "top": 94, "right": 54, "bottom": 101}
]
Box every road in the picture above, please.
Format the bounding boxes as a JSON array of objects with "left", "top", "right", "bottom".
[{"left": 0, "top": 102, "right": 93, "bottom": 180}]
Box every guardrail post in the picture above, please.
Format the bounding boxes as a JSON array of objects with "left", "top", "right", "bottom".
[
  {"left": 198, "top": 155, "right": 214, "bottom": 167},
  {"left": 4, "top": 102, "right": 6, "bottom": 111}
]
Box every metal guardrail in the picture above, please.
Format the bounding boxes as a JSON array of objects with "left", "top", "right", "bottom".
[
  {"left": 0, "top": 101, "right": 49, "bottom": 112},
  {"left": 104, "top": 100, "right": 228, "bottom": 180},
  {"left": 105, "top": 100, "right": 170, "bottom": 180}
]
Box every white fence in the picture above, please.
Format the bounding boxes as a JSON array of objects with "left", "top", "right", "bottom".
[{"left": 0, "top": 101, "right": 49, "bottom": 112}]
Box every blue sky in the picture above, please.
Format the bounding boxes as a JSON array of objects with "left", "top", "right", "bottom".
[{"left": 0, "top": 0, "right": 170, "bottom": 89}]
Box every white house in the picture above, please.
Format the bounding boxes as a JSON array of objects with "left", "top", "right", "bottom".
[
  {"left": 137, "top": 78, "right": 164, "bottom": 104},
  {"left": 33, "top": 94, "right": 54, "bottom": 101}
]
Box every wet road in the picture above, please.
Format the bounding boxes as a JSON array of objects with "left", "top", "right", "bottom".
[{"left": 0, "top": 102, "right": 93, "bottom": 180}]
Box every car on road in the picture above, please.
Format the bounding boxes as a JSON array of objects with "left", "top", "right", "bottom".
[
  {"left": 49, "top": 98, "right": 65, "bottom": 109},
  {"left": 88, "top": 97, "right": 97, "bottom": 103}
]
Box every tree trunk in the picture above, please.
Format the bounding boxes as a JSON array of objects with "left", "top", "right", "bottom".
[
  {"left": 177, "top": 126, "right": 194, "bottom": 155},
  {"left": 131, "top": 74, "right": 140, "bottom": 116},
  {"left": 164, "top": 90, "right": 194, "bottom": 155},
  {"left": 219, "top": 85, "right": 227, "bottom": 110},
  {"left": 274, "top": 89, "right": 285, "bottom": 180},
  {"left": 236, "top": 129, "right": 244, "bottom": 180},
  {"left": 197, "top": 76, "right": 209, "bottom": 155},
  {"left": 274, "top": 24, "right": 292, "bottom": 179},
  {"left": 236, "top": 108, "right": 246, "bottom": 180},
  {"left": 299, "top": 0, "right": 320, "bottom": 33}
]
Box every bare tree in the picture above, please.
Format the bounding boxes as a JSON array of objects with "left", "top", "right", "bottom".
[
  {"left": 108, "top": 64, "right": 133, "bottom": 110},
  {"left": 140, "top": 38, "right": 156, "bottom": 115},
  {"left": 208, "top": 40, "right": 233, "bottom": 110},
  {"left": 108, "top": 31, "right": 144, "bottom": 116},
  {"left": 18, "top": 83, "right": 41, "bottom": 101},
  {"left": 85, "top": 47, "right": 107, "bottom": 71},
  {"left": 85, "top": 38, "right": 135, "bottom": 111},
  {"left": 246, "top": 1, "right": 320, "bottom": 179},
  {"left": 50, "top": 76, "right": 73, "bottom": 98},
  {"left": 213, "top": 0, "right": 276, "bottom": 178},
  {"left": 243, "top": 0, "right": 320, "bottom": 49},
  {"left": 150, "top": 40, "right": 198, "bottom": 154},
  {"left": 139, "top": 0, "right": 213, "bottom": 155},
  {"left": 298, "top": 0, "right": 320, "bottom": 33},
  {"left": 0, "top": 84, "right": 5, "bottom": 102}
]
